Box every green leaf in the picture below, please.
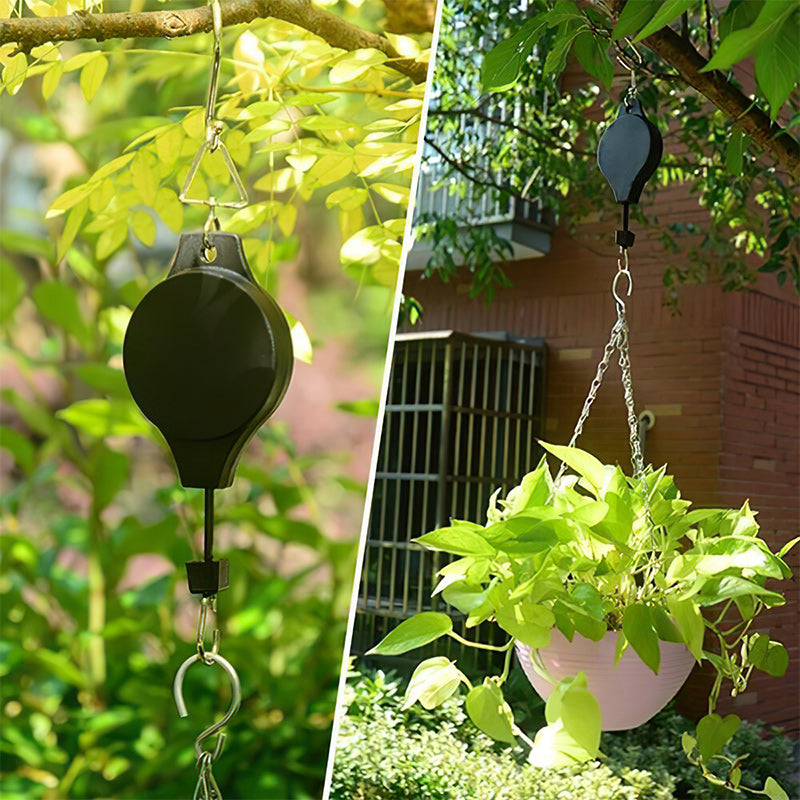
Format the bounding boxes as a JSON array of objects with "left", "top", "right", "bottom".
[
  {"left": 57, "top": 198, "right": 88, "bottom": 262},
  {"left": 96, "top": 220, "right": 128, "bottom": 260},
  {"left": 91, "top": 446, "right": 129, "bottom": 511},
  {"left": 80, "top": 53, "right": 107, "bottom": 102},
  {"left": 758, "top": 640, "right": 789, "bottom": 677},
  {"left": 612, "top": 0, "right": 660, "bottom": 39},
  {"left": 367, "top": 612, "right": 453, "bottom": 655},
  {"left": 0, "top": 425, "right": 35, "bottom": 472},
  {"left": 465, "top": 681, "right": 517, "bottom": 744},
  {"left": 2, "top": 52, "right": 27, "bottom": 95},
  {"left": 282, "top": 308, "right": 311, "bottom": 364},
  {"left": 622, "top": 604, "right": 660, "bottom": 673},
  {"left": 0, "top": 258, "right": 25, "bottom": 325},
  {"left": 57, "top": 398, "right": 151, "bottom": 438},
  {"left": 547, "top": 672, "right": 602, "bottom": 756},
  {"left": 754, "top": 9, "right": 800, "bottom": 120},
  {"left": 481, "top": 17, "right": 547, "bottom": 92},
  {"left": 539, "top": 441, "right": 607, "bottom": 495},
  {"left": 681, "top": 731, "right": 697, "bottom": 756},
  {"left": 650, "top": 606, "right": 683, "bottom": 643},
  {"left": 0, "top": 229, "right": 55, "bottom": 261},
  {"left": 667, "top": 595, "right": 704, "bottom": 659},
  {"left": 495, "top": 598, "right": 554, "bottom": 648},
  {"left": 131, "top": 211, "right": 156, "bottom": 246},
  {"left": 415, "top": 526, "right": 496, "bottom": 557},
  {"left": 634, "top": 0, "right": 697, "bottom": 42},
  {"left": 572, "top": 31, "right": 613, "bottom": 89},
  {"left": 32, "top": 281, "right": 91, "bottom": 349},
  {"left": 129, "top": 149, "right": 158, "bottom": 206},
  {"left": 329, "top": 49, "right": 386, "bottom": 83},
  {"left": 154, "top": 187, "right": 183, "bottom": 234},
  {"left": 297, "top": 115, "right": 353, "bottom": 132},
  {"left": 725, "top": 126, "right": 745, "bottom": 174},
  {"left": 402, "top": 657, "right": 464, "bottom": 710},
  {"left": 529, "top": 719, "right": 595, "bottom": 768},
  {"left": 569, "top": 583, "right": 604, "bottom": 620},
  {"left": 33, "top": 649, "right": 88, "bottom": 688},
  {"left": 544, "top": 24, "right": 584, "bottom": 75},
  {"left": 42, "top": 60, "right": 62, "bottom": 100},
  {"left": 568, "top": 500, "right": 609, "bottom": 527},
  {"left": 695, "top": 713, "right": 741, "bottom": 762},
  {"left": 73, "top": 363, "right": 128, "bottom": 397},
  {"left": 719, "top": 0, "right": 765, "bottom": 39},
  {"left": 703, "top": 0, "right": 795, "bottom": 72},
  {"left": 441, "top": 580, "right": 489, "bottom": 615},
  {"left": 326, "top": 187, "right": 368, "bottom": 211},
  {"left": 763, "top": 776, "right": 789, "bottom": 800},
  {"left": 532, "top": 672, "right": 601, "bottom": 767}
]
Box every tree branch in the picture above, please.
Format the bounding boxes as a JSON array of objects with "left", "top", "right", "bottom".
[
  {"left": 430, "top": 107, "right": 594, "bottom": 157},
  {"left": 0, "top": 0, "right": 428, "bottom": 84},
  {"left": 423, "top": 135, "right": 526, "bottom": 201},
  {"left": 604, "top": 0, "right": 800, "bottom": 179}
]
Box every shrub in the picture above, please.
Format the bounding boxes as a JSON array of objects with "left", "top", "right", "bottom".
[{"left": 333, "top": 667, "right": 799, "bottom": 800}]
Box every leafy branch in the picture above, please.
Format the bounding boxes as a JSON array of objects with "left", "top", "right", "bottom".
[
  {"left": 603, "top": 0, "right": 799, "bottom": 179},
  {"left": 0, "top": 0, "right": 429, "bottom": 83}
]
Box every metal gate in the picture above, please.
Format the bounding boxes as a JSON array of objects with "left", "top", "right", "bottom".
[{"left": 354, "top": 331, "right": 547, "bottom": 671}]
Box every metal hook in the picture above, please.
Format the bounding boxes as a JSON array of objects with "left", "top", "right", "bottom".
[
  {"left": 174, "top": 650, "right": 242, "bottom": 764},
  {"left": 204, "top": 0, "right": 223, "bottom": 138},
  {"left": 612, "top": 266, "right": 633, "bottom": 308},
  {"left": 195, "top": 594, "right": 220, "bottom": 662},
  {"left": 178, "top": 0, "right": 249, "bottom": 213}
]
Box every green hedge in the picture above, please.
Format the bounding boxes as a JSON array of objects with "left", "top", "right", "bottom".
[{"left": 331, "top": 668, "right": 799, "bottom": 800}]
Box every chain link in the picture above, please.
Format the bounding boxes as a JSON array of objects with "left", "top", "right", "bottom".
[
  {"left": 192, "top": 752, "right": 222, "bottom": 800},
  {"left": 556, "top": 252, "right": 645, "bottom": 482}
]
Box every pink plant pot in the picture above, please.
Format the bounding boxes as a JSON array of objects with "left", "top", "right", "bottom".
[{"left": 516, "top": 629, "right": 697, "bottom": 731}]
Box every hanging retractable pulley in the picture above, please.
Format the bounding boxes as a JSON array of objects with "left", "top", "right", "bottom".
[
  {"left": 121, "top": 1, "right": 292, "bottom": 797},
  {"left": 555, "top": 52, "right": 663, "bottom": 482}
]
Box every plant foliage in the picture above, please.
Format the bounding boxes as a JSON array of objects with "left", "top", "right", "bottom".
[
  {"left": 0, "top": 1, "right": 430, "bottom": 796},
  {"left": 419, "top": 0, "right": 799, "bottom": 306},
  {"left": 370, "top": 443, "right": 797, "bottom": 796}
]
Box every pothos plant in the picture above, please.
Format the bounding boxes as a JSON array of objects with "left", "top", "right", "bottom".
[{"left": 369, "top": 441, "right": 797, "bottom": 800}]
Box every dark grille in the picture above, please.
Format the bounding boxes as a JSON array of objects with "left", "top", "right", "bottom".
[{"left": 354, "top": 330, "right": 547, "bottom": 672}]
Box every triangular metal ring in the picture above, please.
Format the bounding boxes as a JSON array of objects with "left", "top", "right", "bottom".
[{"left": 179, "top": 137, "right": 249, "bottom": 209}]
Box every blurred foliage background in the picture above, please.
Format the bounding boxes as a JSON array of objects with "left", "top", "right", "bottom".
[{"left": 0, "top": 0, "right": 432, "bottom": 797}]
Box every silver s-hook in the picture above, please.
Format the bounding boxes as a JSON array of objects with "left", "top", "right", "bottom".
[{"left": 174, "top": 650, "right": 242, "bottom": 765}]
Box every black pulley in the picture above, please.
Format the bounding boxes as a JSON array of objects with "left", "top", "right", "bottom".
[
  {"left": 597, "top": 97, "right": 662, "bottom": 206},
  {"left": 123, "top": 232, "right": 293, "bottom": 489}
]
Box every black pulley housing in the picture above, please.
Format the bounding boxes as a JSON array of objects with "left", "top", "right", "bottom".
[
  {"left": 597, "top": 97, "right": 663, "bottom": 205},
  {"left": 123, "top": 232, "right": 293, "bottom": 488}
]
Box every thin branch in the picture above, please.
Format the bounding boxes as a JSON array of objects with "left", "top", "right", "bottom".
[
  {"left": 0, "top": 0, "right": 428, "bottom": 84},
  {"left": 430, "top": 107, "right": 593, "bottom": 157},
  {"left": 604, "top": 0, "right": 800, "bottom": 179},
  {"left": 423, "top": 135, "right": 525, "bottom": 201}
]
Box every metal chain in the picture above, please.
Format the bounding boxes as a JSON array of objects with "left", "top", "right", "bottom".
[
  {"left": 193, "top": 752, "right": 222, "bottom": 800},
  {"left": 615, "top": 307, "right": 645, "bottom": 476},
  {"left": 555, "top": 249, "right": 646, "bottom": 482}
]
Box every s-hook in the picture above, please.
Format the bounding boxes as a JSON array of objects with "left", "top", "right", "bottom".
[{"left": 174, "top": 605, "right": 242, "bottom": 800}]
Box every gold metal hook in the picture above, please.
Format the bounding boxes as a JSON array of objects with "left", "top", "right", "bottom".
[{"left": 179, "top": 0, "right": 249, "bottom": 213}]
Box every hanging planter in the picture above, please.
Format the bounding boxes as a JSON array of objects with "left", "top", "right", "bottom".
[
  {"left": 369, "top": 443, "right": 797, "bottom": 787},
  {"left": 516, "top": 628, "right": 696, "bottom": 731}
]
